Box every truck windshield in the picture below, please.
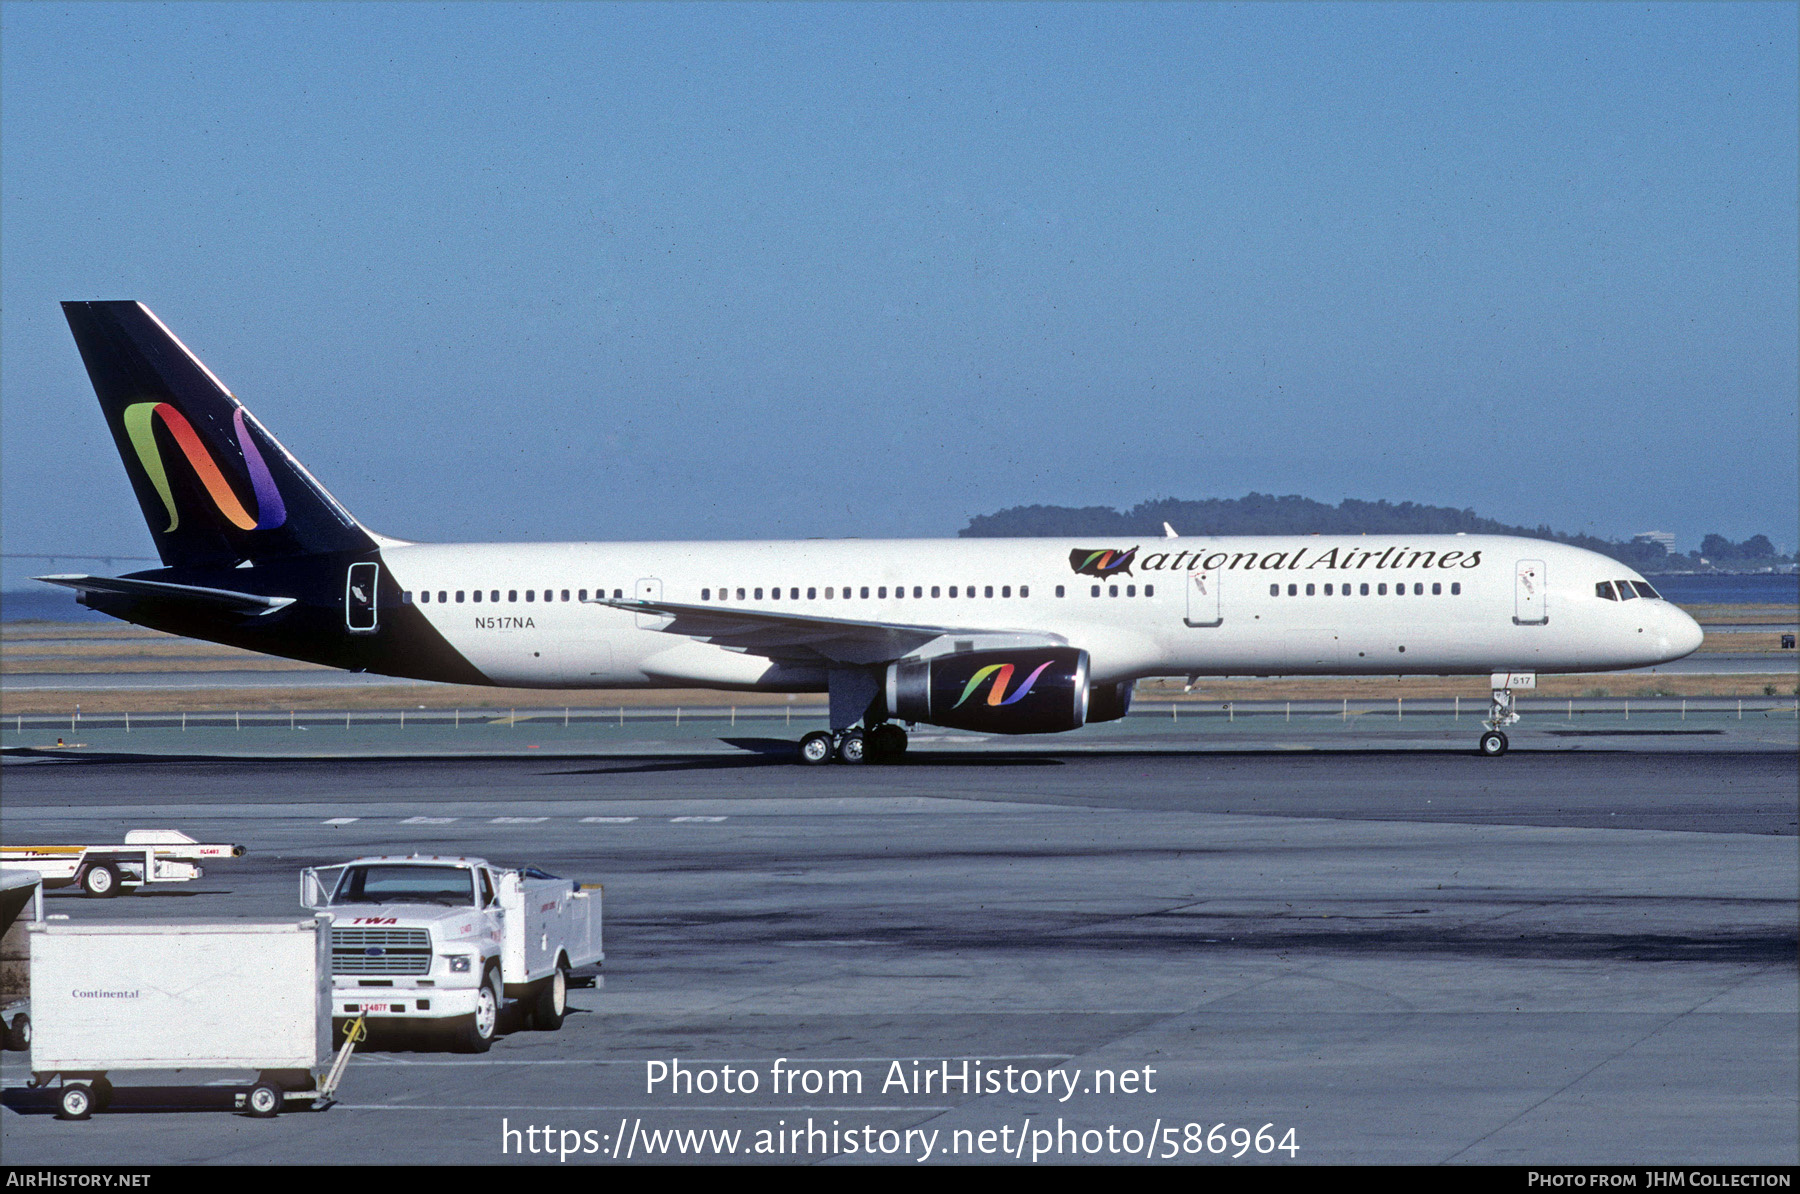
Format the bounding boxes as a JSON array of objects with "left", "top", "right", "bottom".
[{"left": 333, "top": 865, "right": 474, "bottom": 907}]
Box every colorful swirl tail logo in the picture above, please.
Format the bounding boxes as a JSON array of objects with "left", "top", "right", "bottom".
[
  {"left": 122, "top": 402, "right": 286, "bottom": 532},
  {"left": 952, "top": 660, "right": 1056, "bottom": 709}
]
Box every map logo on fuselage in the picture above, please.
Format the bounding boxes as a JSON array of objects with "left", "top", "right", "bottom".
[{"left": 1070, "top": 547, "right": 1138, "bottom": 578}]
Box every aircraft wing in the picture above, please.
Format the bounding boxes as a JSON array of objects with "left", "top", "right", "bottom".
[
  {"left": 586, "top": 596, "right": 1065, "bottom": 666},
  {"left": 35, "top": 574, "right": 296, "bottom": 617}
]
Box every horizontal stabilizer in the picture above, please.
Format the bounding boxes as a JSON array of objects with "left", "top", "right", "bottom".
[{"left": 35, "top": 574, "right": 296, "bottom": 616}]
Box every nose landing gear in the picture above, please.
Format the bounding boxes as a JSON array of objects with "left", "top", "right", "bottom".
[{"left": 1479, "top": 672, "right": 1531, "bottom": 756}]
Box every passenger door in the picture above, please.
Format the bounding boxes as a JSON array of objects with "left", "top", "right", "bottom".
[
  {"left": 345, "top": 562, "right": 379, "bottom": 634},
  {"left": 1183, "top": 566, "right": 1222, "bottom": 627},
  {"left": 1514, "top": 559, "right": 1548, "bottom": 625}
]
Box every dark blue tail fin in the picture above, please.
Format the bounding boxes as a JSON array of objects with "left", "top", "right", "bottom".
[{"left": 62, "top": 301, "right": 374, "bottom": 569}]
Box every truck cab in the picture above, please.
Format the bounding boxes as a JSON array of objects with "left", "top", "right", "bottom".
[{"left": 301, "top": 855, "right": 601, "bottom": 1052}]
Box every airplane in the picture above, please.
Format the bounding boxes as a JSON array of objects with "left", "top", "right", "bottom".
[{"left": 38, "top": 301, "right": 1705, "bottom": 763}]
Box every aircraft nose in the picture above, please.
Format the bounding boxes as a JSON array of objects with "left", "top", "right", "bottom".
[{"left": 1659, "top": 606, "right": 1704, "bottom": 661}]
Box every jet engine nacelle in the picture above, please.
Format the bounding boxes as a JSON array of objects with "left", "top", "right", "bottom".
[
  {"left": 1087, "top": 679, "right": 1134, "bottom": 724},
  {"left": 885, "top": 647, "right": 1090, "bottom": 735}
]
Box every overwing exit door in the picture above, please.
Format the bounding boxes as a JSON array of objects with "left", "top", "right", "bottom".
[{"left": 635, "top": 577, "right": 670, "bottom": 629}]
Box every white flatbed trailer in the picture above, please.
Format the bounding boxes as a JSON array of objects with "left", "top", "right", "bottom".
[
  {"left": 25, "top": 917, "right": 356, "bottom": 1118},
  {"left": 1, "top": 829, "right": 246, "bottom": 897}
]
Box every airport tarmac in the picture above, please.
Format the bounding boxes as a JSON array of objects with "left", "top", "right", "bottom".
[{"left": 1, "top": 743, "right": 1794, "bottom": 1166}]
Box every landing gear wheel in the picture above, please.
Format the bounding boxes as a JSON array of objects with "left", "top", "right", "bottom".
[
  {"left": 451, "top": 967, "right": 501, "bottom": 1053},
  {"left": 245, "top": 1082, "right": 282, "bottom": 1118},
  {"left": 836, "top": 730, "right": 866, "bottom": 765},
  {"left": 867, "top": 724, "right": 907, "bottom": 761},
  {"left": 530, "top": 963, "right": 568, "bottom": 1031},
  {"left": 58, "top": 1084, "right": 93, "bottom": 1120},
  {"left": 79, "top": 862, "right": 121, "bottom": 898},
  {"left": 798, "top": 731, "right": 835, "bottom": 766},
  {"left": 1479, "top": 730, "right": 1509, "bottom": 757}
]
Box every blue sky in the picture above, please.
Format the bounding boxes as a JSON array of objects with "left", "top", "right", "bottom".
[{"left": 3, "top": 2, "right": 1795, "bottom": 587}]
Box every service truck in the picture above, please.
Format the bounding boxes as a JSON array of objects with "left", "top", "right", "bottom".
[
  {"left": 1, "top": 829, "right": 247, "bottom": 897},
  {"left": 301, "top": 855, "right": 602, "bottom": 1052}
]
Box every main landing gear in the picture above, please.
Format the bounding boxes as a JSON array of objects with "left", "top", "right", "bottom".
[
  {"left": 1478, "top": 679, "right": 1523, "bottom": 757},
  {"left": 798, "top": 724, "right": 908, "bottom": 765}
]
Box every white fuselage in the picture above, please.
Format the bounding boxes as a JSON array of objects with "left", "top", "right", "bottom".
[{"left": 375, "top": 534, "right": 1703, "bottom": 690}]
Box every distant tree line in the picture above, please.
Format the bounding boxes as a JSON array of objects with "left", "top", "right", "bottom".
[
  {"left": 959, "top": 495, "right": 1794, "bottom": 572},
  {"left": 1698, "top": 533, "right": 1779, "bottom": 563}
]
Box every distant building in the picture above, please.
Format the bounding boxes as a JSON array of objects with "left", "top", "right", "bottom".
[{"left": 1633, "top": 531, "right": 1676, "bottom": 551}]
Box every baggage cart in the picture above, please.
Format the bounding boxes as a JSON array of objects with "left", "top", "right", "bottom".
[{"left": 25, "top": 916, "right": 357, "bottom": 1118}]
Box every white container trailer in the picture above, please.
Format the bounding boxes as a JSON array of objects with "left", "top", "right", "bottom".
[
  {"left": 1, "top": 869, "right": 40, "bottom": 1051},
  {"left": 27, "top": 917, "right": 344, "bottom": 1119}
]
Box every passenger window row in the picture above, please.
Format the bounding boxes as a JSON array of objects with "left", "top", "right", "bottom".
[
  {"left": 701, "top": 584, "right": 1033, "bottom": 602},
  {"left": 408, "top": 579, "right": 1184, "bottom": 608},
  {"left": 1270, "top": 581, "right": 1461, "bottom": 597},
  {"left": 1596, "top": 580, "right": 1660, "bottom": 601},
  {"left": 402, "top": 587, "right": 624, "bottom": 605}
]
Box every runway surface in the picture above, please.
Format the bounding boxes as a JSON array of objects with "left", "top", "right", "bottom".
[{"left": 2, "top": 748, "right": 1795, "bottom": 1165}]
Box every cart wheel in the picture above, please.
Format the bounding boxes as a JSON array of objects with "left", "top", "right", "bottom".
[
  {"left": 57, "top": 1084, "right": 94, "bottom": 1120},
  {"left": 79, "top": 862, "right": 122, "bottom": 898},
  {"left": 3, "top": 1013, "right": 28, "bottom": 1052},
  {"left": 245, "top": 1082, "right": 283, "bottom": 1118}
]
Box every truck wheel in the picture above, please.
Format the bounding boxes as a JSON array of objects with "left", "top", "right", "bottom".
[
  {"left": 3, "top": 1013, "right": 28, "bottom": 1052},
  {"left": 79, "top": 862, "right": 121, "bottom": 898},
  {"left": 244, "top": 1082, "right": 282, "bottom": 1118},
  {"left": 58, "top": 1084, "right": 93, "bottom": 1120},
  {"left": 89, "top": 1077, "right": 114, "bottom": 1111},
  {"left": 451, "top": 967, "right": 501, "bottom": 1053},
  {"left": 530, "top": 962, "right": 568, "bottom": 1031}
]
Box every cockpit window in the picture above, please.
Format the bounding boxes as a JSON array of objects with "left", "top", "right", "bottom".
[
  {"left": 1615, "top": 580, "right": 1638, "bottom": 600},
  {"left": 331, "top": 865, "right": 474, "bottom": 907},
  {"left": 1596, "top": 582, "right": 1617, "bottom": 600},
  {"left": 1630, "top": 580, "right": 1661, "bottom": 600}
]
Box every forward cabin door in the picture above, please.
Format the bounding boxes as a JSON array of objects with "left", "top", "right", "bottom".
[
  {"left": 1183, "top": 566, "right": 1222, "bottom": 627},
  {"left": 1514, "top": 559, "right": 1548, "bottom": 625}
]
